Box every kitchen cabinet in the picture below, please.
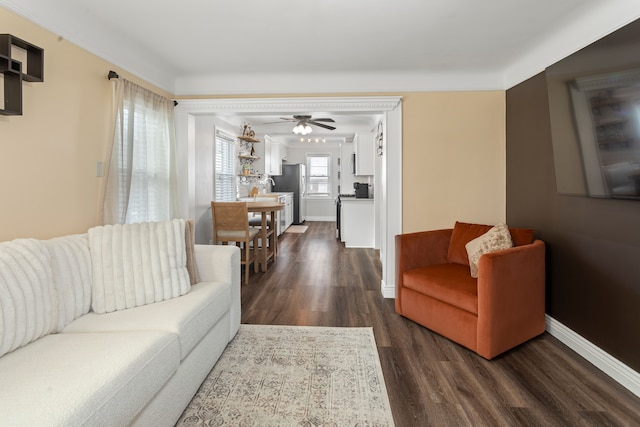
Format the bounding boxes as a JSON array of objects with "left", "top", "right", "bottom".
[
  {"left": 269, "top": 192, "right": 293, "bottom": 235},
  {"left": 354, "top": 132, "right": 374, "bottom": 176},
  {"left": 340, "top": 199, "right": 374, "bottom": 248},
  {"left": 263, "top": 134, "right": 272, "bottom": 176},
  {"left": 268, "top": 142, "right": 288, "bottom": 175}
]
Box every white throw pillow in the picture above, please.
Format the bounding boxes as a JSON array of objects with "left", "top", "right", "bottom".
[
  {"left": 88, "top": 219, "right": 190, "bottom": 314},
  {"left": 465, "top": 223, "right": 513, "bottom": 278},
  {"left": 0, "top": 238, "right": 57, "bottom": 357},
  {"left": 44, "top": 233, "right": 92, "bottom": 331}
]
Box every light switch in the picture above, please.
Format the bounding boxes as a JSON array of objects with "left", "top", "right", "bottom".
[{"left": 96, "top": 161, "right": 104, "bottom": 177}]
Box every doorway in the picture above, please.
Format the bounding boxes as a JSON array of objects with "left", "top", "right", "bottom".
[{"left": 174, "top": 96, "right": 402, "bottom": 298}]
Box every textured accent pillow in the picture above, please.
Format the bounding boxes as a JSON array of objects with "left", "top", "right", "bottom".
[
  {"left": 465, "top": 223, "right": 513, "bottom": 278},
  {"left": 185, "top": 219, "right": 200, "bottom": 285},
  {"left": 89, "top": 219, "right": 191, "bottom": 314},
  {"left": 44, "top": 233, "right": 92, "bottom": 331},
  {"left": 0, "top": 238, "right": 57, "bottom": 357}
]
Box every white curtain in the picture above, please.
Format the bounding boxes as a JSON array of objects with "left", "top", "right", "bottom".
[{"left": 101, "top": 78, "right": 179, "bottom": 224}]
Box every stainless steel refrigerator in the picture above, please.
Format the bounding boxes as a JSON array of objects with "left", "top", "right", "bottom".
[{"left": 272, "top": 163, "right": 306, "bottom": 224}]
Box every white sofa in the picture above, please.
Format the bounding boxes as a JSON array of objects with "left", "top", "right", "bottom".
[{"left": 0, "top": 221, "right": 241, "bottom": 426}]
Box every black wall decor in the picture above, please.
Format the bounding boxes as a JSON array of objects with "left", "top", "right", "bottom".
[{"left": 0, "top": 34, "right": 44, "bottom": 115}]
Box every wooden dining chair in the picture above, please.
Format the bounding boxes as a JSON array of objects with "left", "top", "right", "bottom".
[{"left": 211, "top": 201, "right": 260, "bottom": 285}]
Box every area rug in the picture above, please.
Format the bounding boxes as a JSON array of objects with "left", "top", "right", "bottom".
[
  {"left": 176, "top": 324, "right": 395, "bottom": 426},
  {"left": 285, "top": 225, "right": 308, "bottom": 234}
]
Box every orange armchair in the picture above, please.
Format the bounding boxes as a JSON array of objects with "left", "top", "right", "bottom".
[{"left": 395, "top": 222, "right": 546, "bottom": 359}]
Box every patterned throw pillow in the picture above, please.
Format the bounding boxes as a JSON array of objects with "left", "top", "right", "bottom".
[{"left": 465, "top": 223, "right": 513, "bottom": 278}]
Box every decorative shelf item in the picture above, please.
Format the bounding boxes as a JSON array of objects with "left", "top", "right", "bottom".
[
  {"left": 237, "top": 124, "right": 261, "bottom": 178},
  {"left": 0, "top": 34, "right": 44, "bottom": 115}
]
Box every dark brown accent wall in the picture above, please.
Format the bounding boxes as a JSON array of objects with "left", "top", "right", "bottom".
[{"left": 506, "top": 72, "right": 640, "bottom": 372}]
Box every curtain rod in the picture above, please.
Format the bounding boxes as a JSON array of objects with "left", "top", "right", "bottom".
[{"left": 107, "top": 70, "right": 178, "bottom": 106}]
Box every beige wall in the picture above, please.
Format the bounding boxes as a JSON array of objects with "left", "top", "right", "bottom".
[
  {"left": 1, "top": 7, "right": 506, "bottom": 242},
  {"left": 0, "top": 8, "right": 171, "bottom": 241},
  {"left": 401, "top": 91, "right": 506, "bottom": 232}
]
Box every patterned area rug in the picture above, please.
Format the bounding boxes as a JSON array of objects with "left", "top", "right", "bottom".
[
  {"left": 176, "top": 325, "right": 395, "bottom": 426},
  {"left": 284, "top": 225, "right": 308, "bottom": 234}
]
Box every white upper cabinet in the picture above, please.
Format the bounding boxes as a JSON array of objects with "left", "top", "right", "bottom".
[
  {"left": 268, "top": 141, "right": 288, "bottom": 176},
  {"left": 354, "top": 132, "right": 374, "bottom": 176},
  {"left": 262, "top": 134, "right": 272, "bottom": 176}
]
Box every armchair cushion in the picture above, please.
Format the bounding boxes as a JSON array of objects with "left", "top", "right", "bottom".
[
  {"left": 403, "top": 263, "right": 478, "bottom": 314},
  {"left": 447, "top": 221, "right": 534, "bottom": 265}
]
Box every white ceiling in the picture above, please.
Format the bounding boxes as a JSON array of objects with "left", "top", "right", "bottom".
[
  {"left": 222, "top": 112, "right": 379, "bottom": 146},
  {"left": 3, "top": 0, "right": 640, "bottom": 95}
]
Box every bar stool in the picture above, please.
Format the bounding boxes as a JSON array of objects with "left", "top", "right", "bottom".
[{"left": 248, "top": 194, "right": 279, "bottom": 257}]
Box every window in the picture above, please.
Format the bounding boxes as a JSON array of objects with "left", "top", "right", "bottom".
[
  {"left": 306, "top": 154, "right": 331, "bottom": 197},
  {"left": 214, "top": 129, "right": 237, "bottom": 201},
  {"left": 102, "top": 78, "right": 178, "bottom": 225}
]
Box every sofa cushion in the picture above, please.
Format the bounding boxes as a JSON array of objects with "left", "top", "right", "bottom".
[
  {"left": 402, "top": 263, "right": 478, "bottom": 315},
  {"left": 465, "top": 223, "right": 513, "bottom": 278},
  {"left": 447, "top": 221, "right": 534, "bottom": 265},
  {"left": 43, "top": 234, "right": 92, "bottom": 331},
  {"left": 63, "top": 281, "right": 230, "bottom": 360},
  {"left": 0, "top": 330, "right": 179, "bottom": 426},
  {"left": 88, "top": 219, "right": 191, "bottom": 314},
  {"left": 0, "top": 239, "right": 57, "bottom": 358}
]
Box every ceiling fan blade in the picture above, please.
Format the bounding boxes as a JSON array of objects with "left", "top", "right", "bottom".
[
  {"left": 263, "top": 118, "right": 297, "bottom": 124},
  {"left": 308, "top": 121, "right": 336, "bottom": 130},
  {"left": 310, "top": 118, "right": 335, "bottom": 122}
]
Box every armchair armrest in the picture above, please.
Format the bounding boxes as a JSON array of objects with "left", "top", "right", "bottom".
[
  {"left": 395, "top": 229, "right": 452, "bottom": 273},
  {"left": 476, "top": 239, "right": 546, "bottom": 359},
  {"left": 395, "top": 229, "right": 452, "bottom": 311}
]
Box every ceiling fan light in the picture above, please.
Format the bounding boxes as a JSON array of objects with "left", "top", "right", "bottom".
[{"left": 303, "top": 125, "right": 312, "bottom": 135}]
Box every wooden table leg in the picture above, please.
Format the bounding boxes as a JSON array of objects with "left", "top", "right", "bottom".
[
  {"left": 271, "top": 208, "right": 278, "bottom": 256},
  {"left": 260, "top": 211, "right": 268, "bottom": 272}
]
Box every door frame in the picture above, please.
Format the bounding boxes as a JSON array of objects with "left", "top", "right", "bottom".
[{"left": 174, "top": 96, "right": 402, "bottom": 298}]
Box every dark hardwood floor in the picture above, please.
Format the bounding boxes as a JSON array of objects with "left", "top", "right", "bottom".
[{"left": 240, "top": 222, "right": 640, "bottom": 426}]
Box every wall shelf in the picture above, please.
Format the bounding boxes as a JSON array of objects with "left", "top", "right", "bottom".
[
  {"left": 0, "top": 34, "right": 44, "bottom": 115},
  {"left": 0, "top": 54, "right": 23, "bottom": 115}
]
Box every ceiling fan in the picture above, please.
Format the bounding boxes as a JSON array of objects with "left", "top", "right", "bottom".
[{"left": 264, "top": 115, "right": 336, "bottom": 134}]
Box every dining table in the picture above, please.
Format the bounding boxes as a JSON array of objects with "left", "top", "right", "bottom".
[{"left": 246, "top": 200, "right": 284, "bottom": 272}]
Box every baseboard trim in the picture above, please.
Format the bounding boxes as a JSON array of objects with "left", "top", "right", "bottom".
[
  {"left": 303, "top": 216, "right": 334, "bottom": 222},
  {"left": 381, "top": 279, "right": 395, "bottom": 298},
  {"left": 546, "top": 315, "right": 640, "bottom": 398}
]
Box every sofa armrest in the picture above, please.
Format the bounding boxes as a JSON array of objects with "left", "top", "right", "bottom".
[
  {"left": 476, "top": 239, "right": 546, "bottom": 359},
  {"left": 194, "top": 244, "right": 241, "bottom": 339}
]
